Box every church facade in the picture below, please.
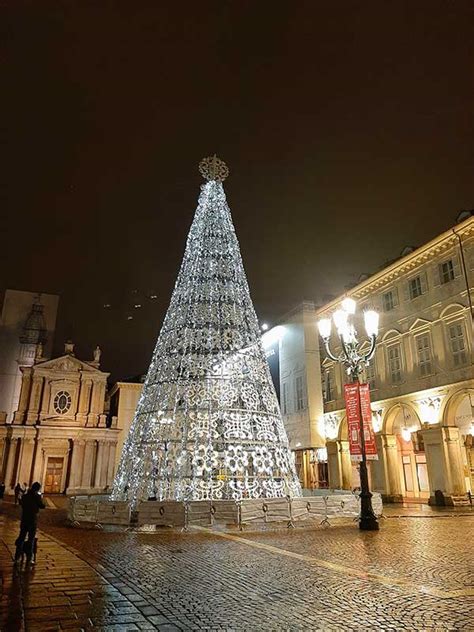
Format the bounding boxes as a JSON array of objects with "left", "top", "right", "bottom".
[{"left": 0, "top": 344, "right": 119, "bottom": 495}]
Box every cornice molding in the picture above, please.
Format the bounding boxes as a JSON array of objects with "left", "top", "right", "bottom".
[{"left": 317, "top": 217, "right": 474, "bottom": 315}]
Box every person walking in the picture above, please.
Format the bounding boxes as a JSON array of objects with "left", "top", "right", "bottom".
[
  {"left": 14, "top": 482, "right": 22, "bottom": 505},
  {"left": 14, "top": 481, "right": 45, "bottom": 564}
]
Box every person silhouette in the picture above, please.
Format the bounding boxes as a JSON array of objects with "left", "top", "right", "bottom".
[{"left": 14, "top": 482, "right": 45, "bottom": 564}]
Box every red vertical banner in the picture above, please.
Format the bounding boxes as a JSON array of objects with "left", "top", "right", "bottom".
[
  {"left": 344, "top": 383, "right": 362, "bottom": 461},
  {"left": 344, "top": 383, "right": 378, "bottom": 461},
  {"left": 359, "top": 383, "right": 378, "bottom": 459}
]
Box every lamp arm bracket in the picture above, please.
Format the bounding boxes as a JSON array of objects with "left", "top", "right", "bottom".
[
  {"left": 362, "top": 335, "right": 377, "bottom": 364},
  {"left": 322, "top": 340, "right": 341, "bottom": 363}
]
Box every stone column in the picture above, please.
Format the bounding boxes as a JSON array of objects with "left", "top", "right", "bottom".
[
  {"left": 4, "top": 437, "right": 19, "bottom": 491},
  {"left": 26, "top": 376, "right": 43, "bottom": 425},
  {"left": 0, "top": 437, "right": 6, "bottom": 478},
  {"left": 94, "top": 440, "right": 106, "bottom": 489},
  {"left": 106, "top": 441, "right": 117, "bottom": 487},
  {"left": 442, "top": 426, "right": 467, "bottom": 497},
  {"left": 327, "top": 440, "right": 352, "bottom": 490},
  {"left": 422, "top": 425, "right": 468, "bottom": 505},
  {"left": 338, "top": 441, "right": 352, "bottom": 490},
  {"left": 13, "top": 370, "right": 32, "bottom": 424},
  {"left": 39, "top": 378, "right": 51, "bottom": 419},
  {"left": 81, "top": 441, "right": 95, "bottom": 490},
  {"left": 87, "top": 381, "right": 104, "bottom": 427},
  {"left": 76, "top": 379, "right": 92, "bottom": 425},
  {"left": 18, "top": 438, "right": 35, "bottom": 486},
  {"left": 32, "top": 441, "right": 44, "bottom": 484},
  {"left": 67, "top": 440, "right": 85, "bottom": 492},
  {"left": 372, "top": 434, "right": 403, "bottom": 502}
]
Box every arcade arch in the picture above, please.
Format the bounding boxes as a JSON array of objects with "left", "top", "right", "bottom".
[
  {"left": 382, "top": 403, "right": 429, "bottom": 500},
  {"left": 442, "top": 388, "right": 474, "bottom": 490}
]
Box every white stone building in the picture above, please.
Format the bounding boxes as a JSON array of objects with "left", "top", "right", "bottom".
[
  {"left": 0, "top": 342, "right": 119, "bottom": 495},
  {"left": 262, "top": 303, "right": 326, "bottom": 489},
  {"left": 108, "top": 380, "right": 143, "bottom": 471},
  {"left": 265, "top": 213, "right": 473, "bottom": 504}
]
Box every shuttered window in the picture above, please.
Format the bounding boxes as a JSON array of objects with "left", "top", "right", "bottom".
[
  {"left": 323, "top": 370, "right": 335, "bottom": 402},
  {"left": 409, "top": 276, "right": 422, "bottom": 299},
  {"left": 382, "top": 290, "right": 398, "bottom": 311},
  {"left": 416, "top": 334, "right": 433, "bottom": 377},
  {"left": 281, "top": 382, "right": 288, "bottom": 414},
  {"left": 448, "top": 322, "right": 467, "bottom": 367},
  {"left": 295, "top": 375, "right": 305, "bottom": 411},
  {"left": 387, "top": 344, "right": 402, "bottom": 383}
]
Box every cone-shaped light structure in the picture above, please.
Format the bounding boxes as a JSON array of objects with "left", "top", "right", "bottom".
[{"left": 112, "top": 157, "right": 302, "bottom": 507}]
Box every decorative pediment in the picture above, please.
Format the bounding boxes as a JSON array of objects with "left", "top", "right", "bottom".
[
  {"left": 381, "top": 328, "right": 402, "bottom": 342},
  {"left": 408, "top": 318, "right": 431, "bottom": 332},
  {"left": 35, "top": 355, "right": 104, "bottom": 375}
]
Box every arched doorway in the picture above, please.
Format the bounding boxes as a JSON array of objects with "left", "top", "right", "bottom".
[
  {"left": 443, "top": 389, "right": 474, "bottom": 492},
  {"left": 385, "top": 403, "right": 429, "bottom": 501}
]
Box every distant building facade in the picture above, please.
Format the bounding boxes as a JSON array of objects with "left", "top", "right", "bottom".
[
  {"left": 0, "top": 290, "right": 59, "bottom": 422},
  {"left": 262, "top": 303, "right": 326, "bottom": 489},
  {"left": 108, "top": 379, "right": 143, "bottom": 471},
  {"left": 267, "top": 215, "right": 473, "bottom": 504},
  {"left": 319, "top": 214, "right": 473, "bottom": 505},
  {"left": 0, "top": 342, "right": 119, "bottom": 495}
]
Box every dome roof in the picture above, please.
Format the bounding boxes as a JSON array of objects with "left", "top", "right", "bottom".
[{"left": 19, "top": 302, "right": 47, "bottom": 345}]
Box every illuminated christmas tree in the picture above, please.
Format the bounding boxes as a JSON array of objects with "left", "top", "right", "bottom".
[{"left": 112, "top": 156, "right": 301, "bottom": 507}]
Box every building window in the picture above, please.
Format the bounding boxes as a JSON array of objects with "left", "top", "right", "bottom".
[
  {"left": 416, "top": 334, "right": 433, "bottom": 377},
  {"left": 387, "top": 345, "right": 402, "bottom": 384},
  {"left": 440, "top": 260, "right": 455, "bottom": 284},
  {"left": 281, "top": 382, "right": 288, "bottom": 414},
  {"left": 382, "top": 290, "right": 395, "bottom": 312},
  {"left": 323, "top": 370, "right": 334, "bottom": 402},
  {"left": 448, "top": 322, "right": 467, "bottom": 367},
  {"left": 54, "top": 390, "right": 72, "bottom": 415},
  {"left": 365, "top": 359, "right": 376, "bottom": 390},
  {"left": 295, "top": 375, "right": 305, "bottom": 411},
  {"left": 409, "top": 276, "right": 423, "bottom": 299}
]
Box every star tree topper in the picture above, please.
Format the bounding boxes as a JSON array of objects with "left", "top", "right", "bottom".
[{"left": 199, "top": 155, "right": 229, "bottom": 182}]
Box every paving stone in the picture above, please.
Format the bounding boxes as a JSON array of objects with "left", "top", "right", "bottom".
[{"left": 3, "top": 505, "right": 474, "bottom": 630}]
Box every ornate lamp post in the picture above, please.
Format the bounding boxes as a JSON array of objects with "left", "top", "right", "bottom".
[{"left": 318, "top": 298, "right": 380, "bottom": 531}]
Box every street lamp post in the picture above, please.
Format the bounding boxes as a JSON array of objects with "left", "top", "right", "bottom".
[{"left": 318, "top": 297, "right": 380, "bottom": 531}]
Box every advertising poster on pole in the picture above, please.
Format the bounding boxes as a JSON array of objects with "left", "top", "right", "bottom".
[
  {"left": 344, "top": 383, "right": 378, "bottom": 461},
  {"left": 359, "top": 383, "right": 378, "bottom": 459}
]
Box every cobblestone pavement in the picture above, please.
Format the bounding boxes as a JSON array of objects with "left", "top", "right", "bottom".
[{"left": 1, "top": 501, "right": 474, "bottom": 631}]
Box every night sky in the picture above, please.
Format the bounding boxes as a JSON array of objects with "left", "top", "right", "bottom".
[{"left": 2, "top": 2, "right": 473, "bottom": 381}]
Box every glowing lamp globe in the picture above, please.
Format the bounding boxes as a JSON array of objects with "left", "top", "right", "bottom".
[
  {"left": 341, "top": 297, "right": 356, "bottom": 314},
  {"left": 364, "top": 310, "right": 379, "bottom": 337},
  {"left": 317, "top": 318, "right": 332, "bottom": 340}
]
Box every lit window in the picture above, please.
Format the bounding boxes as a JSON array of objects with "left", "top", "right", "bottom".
[
  {"left": 416, "top": 334, "right": 433, "bottom": 377},
  {"left": 281, "top": 382, "right": 288, "bottom": 414},
  {"left": 54, "top": 390, "right": 72, "bottom": 415},
  {"left": 440, "top": 260, "right": 455, "bottom": 284},
  {"left": 387, "top": 345, "right": 402, "bottom": 384},
  {"left": 383, "top": 291, "right": 395, "bottom": 311},
  {"left": 409, "top": 276, "right": 423, "bottom": 299},
  {"left": 295, "top": 375, "right": 305, "bottom": 411},
  {"left": 448, "top": 322, "right": 467, "bottom": 367}
]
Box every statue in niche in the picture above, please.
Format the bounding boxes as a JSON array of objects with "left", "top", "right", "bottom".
[
  {"left": 93, "top": 345, "right": 102, "bottom": 364},
  {"left": 35, "top": 342, "right": 43, "bottom": 362},
  {"left": 64, "top": 340, "right": 75, "bottom": 355}
]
